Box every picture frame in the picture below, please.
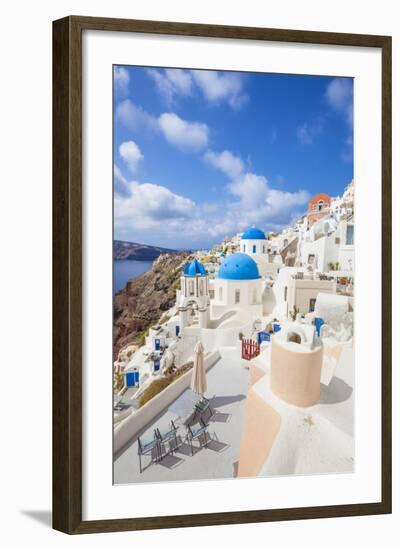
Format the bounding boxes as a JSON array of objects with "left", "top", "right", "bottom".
[{"left": 53, "top": 15, "right": 392, "bottom": 534}]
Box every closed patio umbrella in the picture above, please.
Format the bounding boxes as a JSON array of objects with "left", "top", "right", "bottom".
[{"left": 190, "top": 341, "right": 207, "bottom": 396}]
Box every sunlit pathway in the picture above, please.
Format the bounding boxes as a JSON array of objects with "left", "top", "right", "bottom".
[{"left": 113, "top": 347, "right": 250, "bottom": 485}]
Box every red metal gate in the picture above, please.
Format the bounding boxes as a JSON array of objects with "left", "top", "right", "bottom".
[{"left": 241, "top": 338, "right": 260, "bottom": 360}]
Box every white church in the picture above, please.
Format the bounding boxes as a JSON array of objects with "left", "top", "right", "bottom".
[{"left": 175, "top": 228, "right": 279, "bottom": 350}]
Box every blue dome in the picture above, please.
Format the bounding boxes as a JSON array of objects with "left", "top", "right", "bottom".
[
  {"left": 218, "top": 253, "right": 261, "bottom": 281},
  {"left": 241, "top": 227, "right": 266, "bottom": 240},
  {"left": 183, "top": 258, "right": 206, "bottom": 277}
]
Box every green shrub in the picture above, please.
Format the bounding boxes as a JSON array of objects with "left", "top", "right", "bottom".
[
  {"left": 289, "top": 305, "right": 299, "bottom": 321},
  {"left": 137, "top": 362, "right": 193, "bottom": 408},
  {"left": 159, "top": 313, "right": 171, "bottom": 325},
  {"left": 114, "top": 372, "right": 124, "bottom": 392}
]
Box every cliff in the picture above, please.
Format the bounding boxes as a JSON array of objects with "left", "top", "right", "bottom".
[
  {"left": 113, "top": 252, "right": 190, "bottom": 359},
  {"left": 114, "top": 239, "right": 178, "bottom": 261}
]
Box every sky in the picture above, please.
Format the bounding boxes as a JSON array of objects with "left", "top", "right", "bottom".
[{"left": 113, "top": 65, "right": 353, "bottom": 250}]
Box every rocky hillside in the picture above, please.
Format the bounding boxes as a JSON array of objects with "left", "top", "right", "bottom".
[
  {"left": 113, "top": 252, "right": 190, "bottom": 360},
  {"left": 114, "top": 239, "right": 178, "bottom": 261}
]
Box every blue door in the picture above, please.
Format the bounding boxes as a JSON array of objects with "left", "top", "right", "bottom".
[
  {"left": 155, "top": 339, "right": 160, "bottom": 351},
  {"left": 258, "top": 331, "right": 270, "bottom": 344},
  {"left": 175, "top": 325, "right": 180, "bottom": 336},
  {"left": 252, "top": 245, "right": 256, "bottom": 253},
  {"left": 154, "top": 360, "right": 160, "bottom": 372},
  {"left": 126, "top": 372, "right": 136, "bottom": 387},
  {"left": 314, "top": 317, "right": 324, "bottom": 337}
]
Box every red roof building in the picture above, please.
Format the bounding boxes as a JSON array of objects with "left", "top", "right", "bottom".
[{"left": 307, "top": 193, "right": 332, "bottom": 225}]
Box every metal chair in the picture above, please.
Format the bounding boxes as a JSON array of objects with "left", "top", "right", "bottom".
[
  {"left": 181, "top": 409, "right": 198, "bottom": 427},
  {"left": 155, "top": 420, "right": 180, "bottom": 458},
  {"left": 186, "top": 418, "right": 209, "bottom": 455},
  {"left": 137, "top": 433, "right": 160, "bottom": 473}
]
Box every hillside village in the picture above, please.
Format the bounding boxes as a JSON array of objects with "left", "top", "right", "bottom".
[{"left": 113, "top": 180, "right": 355, "bottom": 482}]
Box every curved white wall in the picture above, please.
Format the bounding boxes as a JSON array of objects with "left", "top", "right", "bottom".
[{"left": 200, "top": 320, "right": 254, "bottom": 351}]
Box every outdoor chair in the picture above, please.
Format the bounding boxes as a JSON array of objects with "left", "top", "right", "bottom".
[
  {"left": 194, "top": 397, "right": 213, "bottom": 424},
  {"left": 181, "top": 409, "right": 198, "bottom": 427},
  {"left": 155, "top": 420, "right": 180, "bottom": 457},
  {"left": 137, "top": 433, "right": 160, "bottom": 473},
  {"left": 186, "top": 418, "right": 209, "bottom": 455}
]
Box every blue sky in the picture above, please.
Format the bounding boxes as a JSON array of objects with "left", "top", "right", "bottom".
[{"left": 113, "top": 65, "right": 353, "bottom": 250}]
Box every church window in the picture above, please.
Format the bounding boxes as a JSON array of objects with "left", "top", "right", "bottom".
[{"left": 235, "top": 289, "right": 240, "bottom": 304}]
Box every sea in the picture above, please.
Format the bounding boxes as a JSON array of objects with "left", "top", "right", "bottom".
[{"left": 114, "top": 259, "right": 154, "bottom": 295}]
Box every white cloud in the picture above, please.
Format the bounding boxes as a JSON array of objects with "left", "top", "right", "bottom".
[
  {"left": 341, "top": 134, "right": 354, "bottom": 163},
  {"left": 203, "top": 149, "right": 310, "bottom": 236},
  {"left": 296, "top": 118, "right": 324, "bottom": 145},
  {"left": 147, "top": 68, "right": 193, "bottom": 105},
  {"left": 297, "top": 123, "right": 313, "bottom": 145},
  {"left": 114, "top": 180, "right": 195, "bottom": 231},
  {"left": 326, "top": 78, "right": 353, "bottom": 127},
  {"left": 204, "top": 150, "right": 244, "bottom": 179},
  {"left": 158, "top": 113, "right": 209, "bottom": 152},
  {"left": 115, "top": 100, "right": 209, "bottom": 153},
  {"left": 119, "top": 141, "right": 143, "bottom": 173},
  {"left": 114, "top": 163, "right": 130, "bottom": 197},
  {"left": 227, "top": 172, "right": 310, "bottom": 226},
  {"left": 146, "top": 68, "right": 248, "bottom": 110},
  {"left": 116, "top": 99, "right": 159, "bottom": 134},
  {"left": 191, "top": 70, "right": 248, "bottom": 110},
  {"left": 114, "top": 67, "right": 130, "bottom": 96},
  {"left": 114, "top": 163, "right": 310, "bottom": 246}
]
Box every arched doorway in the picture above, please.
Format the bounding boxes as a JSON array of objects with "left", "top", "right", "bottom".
[{"left": 286, "top": 331, "right": 302, "bottom": 344}]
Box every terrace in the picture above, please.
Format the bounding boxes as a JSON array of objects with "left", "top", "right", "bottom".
[{"left": 113, "top": 347, "right": 250, "bottom": 484}]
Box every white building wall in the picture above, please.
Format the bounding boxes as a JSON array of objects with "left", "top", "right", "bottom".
[
  {"left": 301, "top": 230, "right": 341, "bottom": 273},
  {"left": 291, "top": 280, "right": 336, "bottom": 315},
  {"left": 272, "top": 267, "right": 297, "bottom": 318},
  {"left": 211, "top": 278, "right": 263, "bottom": 319},
  {"left": 337, "top": 219, "right": 354, "bottom": 273},
  {"left": 272, "top": 267, "right": 336, "bottom": 318}
]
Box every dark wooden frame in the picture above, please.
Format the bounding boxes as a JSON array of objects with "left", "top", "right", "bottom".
[{"left": 53, "top": 15, "right": 392, "bottom": 534}]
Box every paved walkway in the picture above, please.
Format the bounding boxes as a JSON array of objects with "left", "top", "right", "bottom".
[{"left": 113, "top": 347, "right": 250, "bottom": 485}]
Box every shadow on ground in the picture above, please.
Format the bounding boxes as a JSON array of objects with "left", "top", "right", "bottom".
[
  {"left": 320, "top": 376, "right": 353, "bottom": 404},
  {"left": 210, "top": 394, "right": 246, "bottom": 408},
  {"left": 21, "top": 510, "right": 52, "bottom": 528}
]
